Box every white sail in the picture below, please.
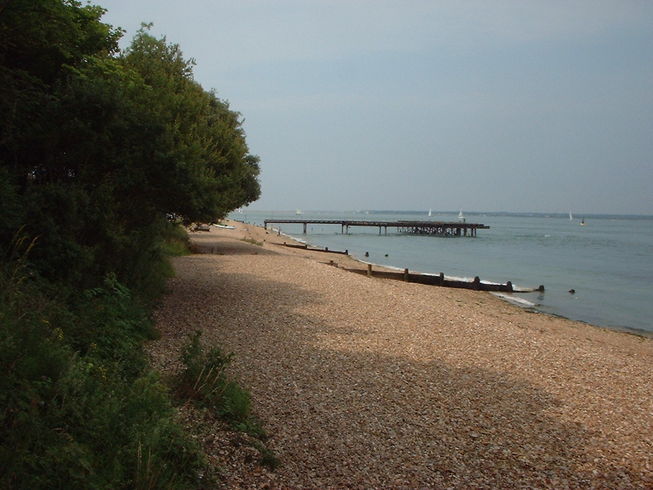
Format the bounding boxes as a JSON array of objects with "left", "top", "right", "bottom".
[
  {"left": 428, "top": 208, "right": 432, "bottom": 217},
  {"left": 569, "top": 211, "right": 573, "bottom": 221},
  {"left": 458, "top": 209, "right": 464, "bottom": 220}
]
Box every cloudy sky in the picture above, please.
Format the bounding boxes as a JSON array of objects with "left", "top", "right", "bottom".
[{"left": 103, "top": 1, "right": 653, "bottom": 214}]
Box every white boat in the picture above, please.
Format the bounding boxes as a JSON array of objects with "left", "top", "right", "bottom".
[
  {"left": 428, "top": 208, "right": 432, "bottom": 217},
  {"left": 295, "top": 209, "right": 302, "bottom": 215},
  {"left": 458, "top": 209, "right": 465, "bottom": 222},
  {"left": 569, "top": 211, "right": 573, "bottom": 221}
]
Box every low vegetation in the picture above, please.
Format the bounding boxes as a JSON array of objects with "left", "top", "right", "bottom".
[
  {"left": 0, "top": 233, "right": 205, "bottom": 488},
  {"left": 241, "top": 237, "right": 264, "bottom": 247},
  {"left": 177, "top": 332, "right": 280, "bottom": 470}
]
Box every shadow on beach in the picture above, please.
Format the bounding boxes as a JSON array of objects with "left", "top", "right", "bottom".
[{"left": 157, "top": 253, "right": 650, "bottom": 488}]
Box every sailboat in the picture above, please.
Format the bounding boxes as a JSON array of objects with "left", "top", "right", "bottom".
[
  {"left": 458, "top": 209, "right": 465, "bottom": 222},
  {"left": 569, "top": 211, "right": 573, "bottom": 221},
  {"left": 580, "top": 218, "right": 586, "bottom": 226},
  {"left": 428, "top": 208, "right": 432, "bottom": 217}
]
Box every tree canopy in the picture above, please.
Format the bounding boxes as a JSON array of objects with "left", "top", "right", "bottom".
[{"left": 0, "top": 0, "right": 260, "bottom": 288}]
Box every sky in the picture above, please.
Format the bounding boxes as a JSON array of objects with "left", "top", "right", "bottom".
[{"left": 102, "top": 1, "right": 653, "bottom": 214}]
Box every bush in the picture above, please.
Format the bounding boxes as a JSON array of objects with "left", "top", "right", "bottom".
[{"left": 0, "top": 247, "right": 208, "bottom": 488}]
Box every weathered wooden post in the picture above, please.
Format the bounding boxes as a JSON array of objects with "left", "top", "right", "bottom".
[
  {"left": 439, "top": 272, "right": 444, "bottom": 284},
  {"left": 473, "top": 276, "right": 481, "bottom": 290},
  {"left": 403, "top": 268, "right": 409, "bottom": 281},
  {"left": 303, "top": 222, "right": 307, "bottom": 234},
  {"left": 506, "top": 281, "right": 513, "bottom": 292},
  {"left": 367, "top": 264, "right": 372, "bottom": 277}
]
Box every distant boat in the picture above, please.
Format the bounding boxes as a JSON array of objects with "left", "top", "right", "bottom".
[
  {"left": 458, "top": 209, "right": 465, "bottom": 222},
  {"left": 428, "top": 208, "right": 432, "bottom": 217},
  {"left": 295, "top": 209, "right": 302, "bottom": 215},
  {"left": 580, "top": 218, "right": 586, "bottom": 226},
  {"left": 569, "top": 211, "right": 573, "bottom": 221}
]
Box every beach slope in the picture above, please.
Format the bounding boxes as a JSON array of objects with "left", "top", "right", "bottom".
[{"left": 151, "top": 220, "right": 652, "bottom": 487}]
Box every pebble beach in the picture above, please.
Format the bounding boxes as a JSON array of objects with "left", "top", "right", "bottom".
[{"left": 150, "top": 220, "right": 653, "bottom": 488}]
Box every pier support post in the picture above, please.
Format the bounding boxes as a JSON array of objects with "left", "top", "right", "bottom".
[{"left": 303, "top": 222, "right": 307, "bottom": 234}]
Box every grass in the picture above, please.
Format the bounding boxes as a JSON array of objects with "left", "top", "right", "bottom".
[
  {"left": 240, "top": 237, "right": 263, "bottom": 247},
  {"left": 162, "top": 224, "right": 192, "bottom": 256},
  {"left": 176, "top": 332, "right": 280, "bottom": 470}
]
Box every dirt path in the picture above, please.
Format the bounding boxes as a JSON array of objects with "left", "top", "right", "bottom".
[{"left": 150, "top": 221, "right": 653, "bottom": 488}]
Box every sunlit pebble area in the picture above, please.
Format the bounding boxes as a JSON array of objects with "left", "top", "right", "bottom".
[{"left": 149, "top": 221, "right": 653, "bottom": 487}]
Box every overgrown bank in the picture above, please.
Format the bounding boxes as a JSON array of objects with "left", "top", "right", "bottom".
[{"left": 1, "top": 0, "right": 262, "bottom": 487}]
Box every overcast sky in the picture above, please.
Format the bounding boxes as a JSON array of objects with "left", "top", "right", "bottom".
[{"left": 103, "top": 1, "right": 653, "bottom": 214}]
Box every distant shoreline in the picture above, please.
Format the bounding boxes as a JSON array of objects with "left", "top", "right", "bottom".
[{"left": 240, "top": 210, "right": 653, "bottom": 220}]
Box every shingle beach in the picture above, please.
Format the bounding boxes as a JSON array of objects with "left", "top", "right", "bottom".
[{"left": 150, "top": 220, "right": 652, "bottom": 488}]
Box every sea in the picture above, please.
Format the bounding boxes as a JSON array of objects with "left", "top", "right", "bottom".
[{"left": 229, "top": 210, "right": 653, "bottom": 336}]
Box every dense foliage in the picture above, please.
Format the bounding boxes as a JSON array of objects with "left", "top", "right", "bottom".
[{"left": 0, "top": 0, "right": 261, "bottom": 487}]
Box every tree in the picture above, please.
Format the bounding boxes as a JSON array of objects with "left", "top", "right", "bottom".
[{"left": 1, "top": 5, "right": 260, "bottom": 288}]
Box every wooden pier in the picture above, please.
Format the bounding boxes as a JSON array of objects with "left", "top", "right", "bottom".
[{"left": 264, "top": 219, "right": 490, "bottom": 236}]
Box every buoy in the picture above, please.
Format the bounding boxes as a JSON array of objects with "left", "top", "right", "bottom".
[
  {"left": 364, "top": 251, "right": 369, "bottom": 257},
  {"left": 568, "top": 289, "right": 576, "bottom": 294}
]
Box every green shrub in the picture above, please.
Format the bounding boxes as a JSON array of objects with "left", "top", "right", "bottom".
[
  {"left": 162, "top": 223, "right": 192, "bottom": 257},
  {"left": 177, "top": 332, "right": 279, "bottom": 468},
  {"left": 0, "top": 246, "right": 208, "bottom": 488}
]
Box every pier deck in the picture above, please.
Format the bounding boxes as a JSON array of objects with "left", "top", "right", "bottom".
[{"left": 264, "top": 219, "right": 490, "bottom": 236}]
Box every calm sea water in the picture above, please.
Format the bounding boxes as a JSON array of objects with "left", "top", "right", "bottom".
[{"left": 230, "top": 210, "right": 653, "bottom": 335}]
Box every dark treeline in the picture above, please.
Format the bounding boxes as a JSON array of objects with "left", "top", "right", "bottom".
[{"left": 1, "top": 0, "right": 260, "bottom": 487}]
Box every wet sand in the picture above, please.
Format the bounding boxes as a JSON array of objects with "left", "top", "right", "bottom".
[{"left": 150, "top": 220, "right": 653, "bottom": 488}]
